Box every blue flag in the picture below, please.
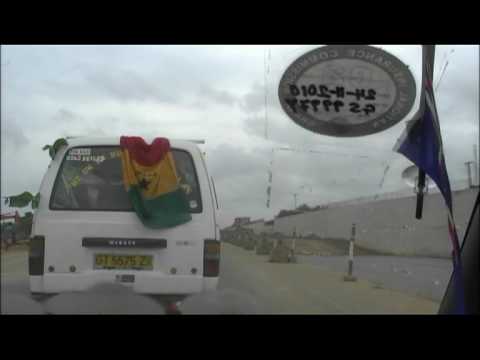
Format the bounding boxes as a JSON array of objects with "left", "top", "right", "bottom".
[{"left": 394, "top": 45, "right": 466, "bottom": 314}]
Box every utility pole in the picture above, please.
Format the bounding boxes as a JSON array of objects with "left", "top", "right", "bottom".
[{"left": 465, "top": 161, "right": 474, "bottom": 188}]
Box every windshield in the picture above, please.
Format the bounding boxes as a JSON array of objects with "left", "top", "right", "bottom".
[
  {"left": 50, "top": 146, "right": 202, "bottom": 212},
  {"left": 1, "top": 44, "right": 478, "bottom": 315}
]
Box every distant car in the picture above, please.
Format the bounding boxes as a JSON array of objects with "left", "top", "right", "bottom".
[{"left": 29, "top": 137, "right": 220, "bottom": 305}]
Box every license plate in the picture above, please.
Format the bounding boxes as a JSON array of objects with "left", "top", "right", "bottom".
[
  {"left": 115, "top": 274, "right": 135, "bottom": 283},
  {"left": 94, "top": 254, "right": 153, "bottom": 270}
]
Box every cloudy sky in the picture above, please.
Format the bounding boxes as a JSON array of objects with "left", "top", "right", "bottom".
[{"left": 1, "top": 45, "right": 478, "bottom": 227}]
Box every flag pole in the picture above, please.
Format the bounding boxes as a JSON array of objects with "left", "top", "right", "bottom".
[
  {"left": 415, "top": 45, "right": 435, "bottom": 220},
  {"left": 394, "top": 45, "right": 466, "bottom": 313},
  {"left": 415, "top": 170, "right": 426, "bottom": 219}
]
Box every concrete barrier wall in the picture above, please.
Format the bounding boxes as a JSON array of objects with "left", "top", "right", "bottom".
[
  {"left": 270, "top": 188, "right": 478, "bottom": 258},
  {"left": 244, "top": 221, "right": 273, "bottom": 234}
]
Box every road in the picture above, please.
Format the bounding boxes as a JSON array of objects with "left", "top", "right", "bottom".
[
  {"left": 214, "top": 243, "right": 439, "bottom": 314},
  {"left": 1, "top": 248, "right": 47, "bottom": 314},
  {"left": 1, "top": 244, "right": 439, "bottom": 314},
  {"left": 297, "top": 255, "right": 452, "bottom": 302},
  {"left": 1, "top": 248, "right": 167, "bottom": 314}
]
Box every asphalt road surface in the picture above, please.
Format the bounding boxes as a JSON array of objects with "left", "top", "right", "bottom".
[{"left": 1, "top": 244, "right": 439, "bottom": 314}]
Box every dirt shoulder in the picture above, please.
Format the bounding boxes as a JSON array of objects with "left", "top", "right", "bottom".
[
  {"left": 1, "top": 241, "right": 29, "bottom": 255},
  {"left": 276, "top": 237, "right": 385, "bottom": 256},
  {"left": 221, "top": 242, "right": 438, "bottom": 314}
]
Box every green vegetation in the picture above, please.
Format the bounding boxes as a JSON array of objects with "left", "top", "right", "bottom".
[
  {"left": 42, "top": 137, "right": 68, "bottom": 159},
  {"left": 4, "top": 192, "right": 39, "bottom": 209},
  {"left": 5, "top": 138, "right": 67, "bottom": 210},
  {"left": 275, "top": 203, "right": 329, "bottom": 218}
]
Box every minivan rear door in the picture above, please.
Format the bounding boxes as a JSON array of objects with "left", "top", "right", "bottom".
[{"left": 35, "top": 143, "right": 215, "bottom": 288}]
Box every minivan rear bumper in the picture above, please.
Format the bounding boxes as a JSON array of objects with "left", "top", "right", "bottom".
[{"left": 30, "top": 271, "right": 218, "bottom": 295}]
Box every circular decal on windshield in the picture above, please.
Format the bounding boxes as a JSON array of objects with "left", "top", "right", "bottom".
[{"left": 278, "top": 45, "right": 416, "bottom": 137}]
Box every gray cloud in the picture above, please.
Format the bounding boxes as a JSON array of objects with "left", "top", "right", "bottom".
[
  {"left": 84, "top": 126, "right": 108, "bottom": 137},
  {"left": 197, "top": 85, "right": 238, "bottom": 106},
  {"left": 83, "top": 67, "right": 177, "bottom": 104},
  {"left": 44, "top": 64, "right": 243, "bottom": 110},
  {"left": 206, "top": 143, "right": 271, "bottom": 225},
  {"left": 242, "top": 108, "right": 401, "bottom": 157},
  {"left": 207, "top": 139, "right": 393, "bottom": 226},
  {"left": 208, "top": 143, "right": 268, "bottom": 185},
  {"left": 4, "top": 120, "right": 29, "bottom": 148},
  {"left": 268, "top": 149, "right": 391, "bottom": 207},
  {"left": 243, "top": 115, "right": 265, "bottom": 138},
  {"left": 2, "top": 45, "right": 477, "bottom": 227},
  {"left": 239, "top": 83, "right": 265, "bottom": 114},
  {"left": 52, "top": 108, "right": 79, "bottom": 124}
]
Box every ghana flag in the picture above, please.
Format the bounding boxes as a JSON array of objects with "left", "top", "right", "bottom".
[{"left": 120, "top": 136, "right": 192, "bottom": 228}]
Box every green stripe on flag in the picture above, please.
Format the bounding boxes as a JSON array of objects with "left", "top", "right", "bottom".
[{"left": 128, "top": 186, "right": 192, "bottom": 228}]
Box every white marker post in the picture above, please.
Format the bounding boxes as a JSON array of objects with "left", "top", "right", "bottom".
[
  {"left": 292, "top": 226, "right": 296, "bottom": 252},
  {"left": 343, "top": 223, "right": 357, "bottom": 282},
  {"left": 465, "top": 161, "right": 474, "bottom": 188}
]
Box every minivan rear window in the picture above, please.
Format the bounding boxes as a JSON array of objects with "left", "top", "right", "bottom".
[{"left": 50, "top": 146, "right": 202, "bottom": 213}]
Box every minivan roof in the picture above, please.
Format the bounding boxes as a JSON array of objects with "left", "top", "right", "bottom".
[{"left": 65, "top": 137, "right": 201, "bottom": 152}]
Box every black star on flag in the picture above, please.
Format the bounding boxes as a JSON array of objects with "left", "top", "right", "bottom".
[{"left": 138, "top": 178, "right": 150, "bottom": 190}]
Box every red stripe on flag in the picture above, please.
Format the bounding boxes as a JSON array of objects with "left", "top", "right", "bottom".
[
  {"left": 120, "top": 136, "right": 171, "bottom": 167},
  {"left": 447, "top": 215, "right": 461, "bottom": 260}
]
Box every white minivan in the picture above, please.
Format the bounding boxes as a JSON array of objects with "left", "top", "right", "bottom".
[{"left": 29, "top": 137, "right": 220, "bottom": 303}]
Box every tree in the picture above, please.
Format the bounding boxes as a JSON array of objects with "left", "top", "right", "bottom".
[
  {"left": 42, "top": 138, "right": 68, "bottom": 159},
  {"left": 4, "top": 192, "right": 40, "bottom": 209},
  {"left": 276, "top": 209, "right": 303, "bottom": 218},
  {"left": 296, "top": 203, "right": 311, "bottom": 212},
  {"left": 5, "top": 138, "right": 67, "bottom": 211}
]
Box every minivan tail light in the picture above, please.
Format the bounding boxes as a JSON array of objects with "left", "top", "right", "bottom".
[
  {"left": 203, "top": 239, "right": 220, "bottom": 277},
  {"left": 29, "top": 235, "right": 45, "bottom": 276}
]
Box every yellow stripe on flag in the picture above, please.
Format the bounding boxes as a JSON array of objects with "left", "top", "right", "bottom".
[
  {"left": 121, "top": 150, "right": 180, "bottom": 200},
  {"left": 121, "top": 149, "right": 138, "bottom": 186}
]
